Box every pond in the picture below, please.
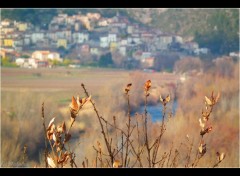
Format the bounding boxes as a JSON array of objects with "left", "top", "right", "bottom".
[{"left": 137, "top": 100, "right": 178, "bottom": 122}]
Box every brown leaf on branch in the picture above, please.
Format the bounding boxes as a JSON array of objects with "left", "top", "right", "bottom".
[
  {"left": 199, "top": 118, "right": 205, "bottom": 131},
  {"left": 113, "top": 160, "right": 121, "bottom": 168},
  {"left": 47, "top": 157, "right": 56, "bottom": 168},
  {"left": 79, "top": 95, "right": 92, "bottom": 106},
  {"left": 205, "top": 96, "right": 213, "bottom": 106},
  {"left": 57, "top": 121, "right": 66, "bottom": 134},
  {"left": 58, "top": 152, "right": 70, "bottom": 165},
  {"left": 70, "top": 96, "right": 79, "bottom": 112},
  {"left": 47, "top": 117, "right": 56, "bottom": 131},
  {"left": 160, "top": 94, "right": 171, "bottom": 106},
  {"left": 215, "top": 92, "right": 221, "bottom": 103},
  {"left": 144, "top": 80, "right": 151, "bottom": 92},
  {"left": 125, "top": 83, "right": 132, "bottom": 93}
]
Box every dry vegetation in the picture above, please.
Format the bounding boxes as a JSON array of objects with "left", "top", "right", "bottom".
[{"left": 1, "top": 59, "right": 239, "bottom": 167}]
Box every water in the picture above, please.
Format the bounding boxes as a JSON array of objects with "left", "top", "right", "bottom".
[{"left": 138, "top": 100, "right": 178, "bottom": 122}]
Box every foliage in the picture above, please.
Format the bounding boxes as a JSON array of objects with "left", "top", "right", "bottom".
[
  {"left": 194, "top": 9, "right": 239, "bottom": 55},
  {"left": 98, "top": 52, "right": 114, "bottom": 67},
  {"left": 1, "top": 57, "right": 19, "bottom": 67},
  {"left": 1, "top": 61, "right": 238, "bottom": 167},
  {"left": 154, "top": 54, "right": 180, "bottom": 72},
  {"left": 62, "top": 59, "right": 72, "bottom": 66},
  {"left": 174, "top": 57, "right": 203, "bottom": 74},
  {"left": 1, "top": 9, "right": 58, "bottom": 27}
]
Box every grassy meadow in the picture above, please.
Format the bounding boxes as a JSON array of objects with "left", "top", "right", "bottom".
[{"left": 1, "top": 63, "right": 239, "bottom": 167}]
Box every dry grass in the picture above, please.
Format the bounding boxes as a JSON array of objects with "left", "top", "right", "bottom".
[{"left": 1, "top": 62, "right": 238, "bottom": 167}]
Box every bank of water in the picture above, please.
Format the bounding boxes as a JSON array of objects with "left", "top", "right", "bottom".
[{"left": 136, "top": 100, "right": 178, "bottom": 122}]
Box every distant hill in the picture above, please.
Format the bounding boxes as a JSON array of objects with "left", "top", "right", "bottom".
[
  {"left": 2, "top": 8, "right": 239, "bottom": 55},
  {"left": 125, "top": 9, "right": 238, "bottom": 38},
  {"left": 1, "top": 9, "right": 139, "bottom": 27},
  {"left": 126, "top": 8, "right": 239, "bottom": 55}
]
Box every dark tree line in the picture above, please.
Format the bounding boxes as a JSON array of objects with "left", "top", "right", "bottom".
[{"left": 194, "top": 9, "right": 239, "bottom": 55}]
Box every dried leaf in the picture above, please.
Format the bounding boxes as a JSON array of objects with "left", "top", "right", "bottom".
[
  {"left": 57, "top": 121, "right": 66, "bottom": 133},
  {"left": 198, "top": 144, "right": 203, "bottom": 153},
  {"left": 165, "top": 94, "right": 170, "bottom": 103},
  {"left": 199, "top": 118, "right": 205, "bottom": 131},
  {"left": 215, "top": 92, "right": 220, "bottom": 103},
  {"left": 58, "top": 152, "right": 69, "bottom": 164},
  {"left": 113, "top": 160, "right": 120, "bottom": 168},
  {"left": 97, "top": 141, "right": 101, "bottom": 148},
  {"left": 57, "top": 146, "right": 61, "bottom": 152},
  {"left": 202, "top": 116, "right": 208, "bottom": 122},
  {"left": 80, "top": 95, "right": 92, "bottom": 105},
  {"left": 53, "top": 133, "right": 57, "bottom": 142},
  {"left": 62, "top": 122, "right": 66, "bottom": 133},
  {"left": 159, "top": 95, "right": 163, "bottom": 103},
  {"left": 205, "top": 96, "right": 212, "bottom": 106},
  {"left": 47, "top": 117, "right": 56, "bottom": 131},
  {"left": 125, "top": 83, "right": 132, "bottom": 93},
  {"left": 144, "top": 80, "right": 151, "bottom": 91},
  {"left": 206, "top": 126, "right": 212, "bottom": 133},
  {"left": 70, "top": 96, "right": 79, "bottom": 111},
  {"left": 47, "top": 131, "right": 53, "bottom": 140},
  {"left": 47, "top": 157, "right": 56, "bottom": 168},
  {"left": 219, "top": 153, "right": 225, "bottom": 162}
]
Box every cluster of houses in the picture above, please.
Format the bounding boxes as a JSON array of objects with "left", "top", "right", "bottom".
[
  {"left": 15, "top": 51, "right": 63, "bottom": 68},
  {"left": 1, "top": 12, "right": 212, "bottom": 69}
]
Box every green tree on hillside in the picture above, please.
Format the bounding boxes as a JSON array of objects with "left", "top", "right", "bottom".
[
  {"left": 98, "top": 52, "right": 114, "bottom": 67},
  {"left": 194, "top": 9, "right": 239, "bottom": 55}
]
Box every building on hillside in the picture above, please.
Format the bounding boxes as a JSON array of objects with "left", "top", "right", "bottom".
[
  {"left": 31, "top": 32, "right": 44, "bottom": 44},
  {"left": 81, "top": 44, "right": 90, "bottom": 54},
  {"left": 17, "top": 23, "right": 28, "bottom": 31},
  {"left": 119, "top": 46, "right": 127, "bottom": 56},
  {"left": 32, "top": 50, "right": 62, "bottom": 62},
  {"left": 141, "top": 57, "right": 155, "bottom": 68},
  {"left": 57, "top": 39, "right": 67, "bottom": 49},
  {"left": 3, "top": 39, "right": 14, "bottom": 47},
  {"left": 90, "top": 47, "right": 100, "bottom": 55},
  {"left": 72, "top": 32, "right": 89, "bottom": 44},
  {"left": 108, "top": 33, "right": 117, "bottom": 42},
  {"left": 100, "top": 36, "right": 109, "bottom": 48},
  {"left": 110, "top": 42, "right": 118, "bottom": 52},
  {"left": 0, "top": 49, "right": 6, "bottom": 58},
  {"left": 32, "top": 51, "right": 50, "bottom": 60}
]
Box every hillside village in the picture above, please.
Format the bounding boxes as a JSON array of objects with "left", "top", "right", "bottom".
[{"left": 0, "top": 12, "right": 226, "bottom": 70}]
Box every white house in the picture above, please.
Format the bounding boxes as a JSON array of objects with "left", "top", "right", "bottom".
[
  {"left": 1, "top": 20, "right": 11, "bottom": 27},
  {"left": 90, "top": 47, "right": 100, "bottom": 55},
  {"left": 32, "top": 50, "right": 62, "bottom": 62},
  {"left": 24, "top": 37, "right": 31, "bottom": 46},
  {"left": 127, "top": 25, "right": 134, "bottom": 34},
  {"left": 174, "top": 35, "right": 183, "bottom": 44},
  {"left": 229, "top": 52, "right": 240, "bottom": 57},
  {"left": 119, "top": 46, "right": 127, "bottom": 56},
  {"left": 48, "top": 52, "right": 63, "bottom": 62},
  {"left": 46, "top": 32, "right": 57, "bottom": 41},
  {"left": 31, "top": 32, "right": 44, "bottom": 44},
  {"left": 132, "top": 37, "right": 141, "bottom": 44},
  {"left": 15, "top": 58, "right": 26, "bottom": 66},
  {"left": 108, "top": 33, "right": 117, "bottom": 42},
  {"left": 98, "top": 19, "right": 109, "bottom": 26},
  {"left": 100, "top": 36, "right": 109, "bottom": 48},
  {"left": 72, "top": 32, "right": 89, "bottom": 44},
  {"left": 155, "top": 35, "right": 173, "bottom": 50},
  {"left": 120, "top": 39, "right": 128, "bottom": 46},
  {"left": 194, "top": 48, "right": 209, "bottom": 55}
]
